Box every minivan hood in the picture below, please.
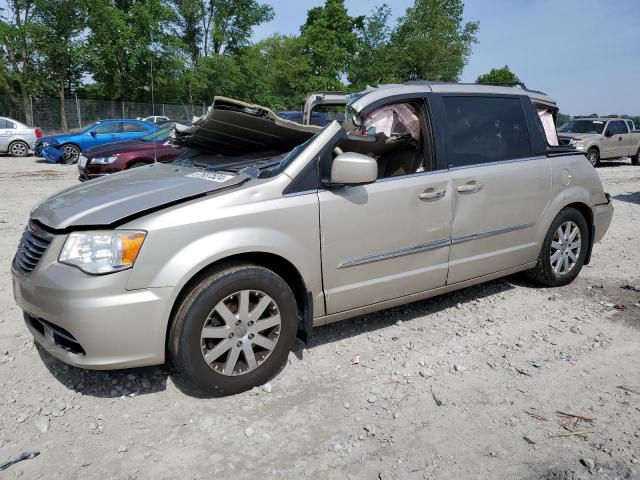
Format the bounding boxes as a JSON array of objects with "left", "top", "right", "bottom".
[{"left": 31, "top": 163, "right": 247, "bottom": 230}]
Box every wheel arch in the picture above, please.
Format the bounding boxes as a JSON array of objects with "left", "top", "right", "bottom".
[
  {"left": 8, "top": 139, "right": 29, "bottom": 153},
  {"left": 165, "top": 252, "right": 313, "bottom": 355},
  {"left": 564, "top": 201, "right": 594, "bottom": 265},
  {"left": 125, "top": 158, "right": 153, "bottom": 169}
]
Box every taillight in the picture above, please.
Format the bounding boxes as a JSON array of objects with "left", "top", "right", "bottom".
[{"left": 35, "top": 128, "right": 42, "bottom": 138}]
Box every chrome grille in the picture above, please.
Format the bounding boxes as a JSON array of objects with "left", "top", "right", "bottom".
[{"left": 13, "top": 221, "right": 54, "bottom": 275}]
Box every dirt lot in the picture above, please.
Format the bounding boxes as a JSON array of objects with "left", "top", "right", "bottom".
[{"left": 0, "top": 157, "right": 638, "bottom": 480}]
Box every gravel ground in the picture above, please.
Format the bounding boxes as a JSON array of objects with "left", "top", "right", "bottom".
[{"left": 0, "top": 157, "right": 639, "bottom": 480}]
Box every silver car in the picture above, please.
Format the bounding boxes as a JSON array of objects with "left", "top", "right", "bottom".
[
  {"left": 0, "top": 116, "right": 41, "bottom": 157},
  {"left": 12, "top": 84, "right": 614, "bottom": 396}
]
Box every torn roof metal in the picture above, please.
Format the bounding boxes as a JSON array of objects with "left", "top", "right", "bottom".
[{"left": 172, "top": 96, "right": 322, "bottom": 154}]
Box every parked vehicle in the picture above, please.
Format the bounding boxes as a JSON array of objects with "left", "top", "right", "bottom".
[
  {"left": 12, "top": 84, "right": 613, "bottom": 396},
  {"left": 35, "top": 119, "right": 157, "bottom": 164},
  {"left": 142, "top": 115, "right": 171, "bottom": 125},
  {"left": 557, "top": 117, "right": 640, "bottom": 166},
  {"left": 78, "top": 123, "right": 184, "bottom": 181},
  {"left": 0, "top": 117, "right": 42, "bottom": 157}
]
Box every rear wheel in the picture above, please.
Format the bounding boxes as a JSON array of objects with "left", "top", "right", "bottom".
[
  {"left": 587, "top": 148, "right": 599, "bottom": 167},
  {"left": 527, "top": 207, "right": 589, "bottom": 287},
  {"left": 8, "top": 141, "right": 29, "bottom": 157},
  {"left": 60, "top": 144, "right": 80, "bottom": 164},
  {"left": 631, "top": 148, "right": 639, "bottom": 166},
  {"left": 169, "top": 264, "right": 298, "bottom": 396}
]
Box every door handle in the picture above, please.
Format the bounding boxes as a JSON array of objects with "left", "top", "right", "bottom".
[
  {"left": 456, "top": 181, "right": 483, "bottom": 193},
  {"left": 419, "top": 188, "right": 446, "bottom": 200}
]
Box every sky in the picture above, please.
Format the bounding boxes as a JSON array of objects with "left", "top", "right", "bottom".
[{"left": 253, "top": 0, "right": 640, "bottom": 115}]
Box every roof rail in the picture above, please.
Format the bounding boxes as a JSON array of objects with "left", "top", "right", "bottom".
[{"left": 403, "top": 80, "right": 547, "bottom": 96}]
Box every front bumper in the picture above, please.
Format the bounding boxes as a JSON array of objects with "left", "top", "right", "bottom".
[{"left": 12, "top": 257, "right": 175, "bottom": 370}]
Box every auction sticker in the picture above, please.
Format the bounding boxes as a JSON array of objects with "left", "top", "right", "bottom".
[{"left": 186, "top": 171, "right": 235, "bottom": 183}]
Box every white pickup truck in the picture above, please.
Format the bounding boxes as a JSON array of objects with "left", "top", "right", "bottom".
[{"left": 558, "top": 117, "right": 640, "bottom": 166}]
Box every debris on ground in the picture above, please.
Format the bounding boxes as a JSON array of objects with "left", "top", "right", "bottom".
[{"left": 0, "top": 451, "right": 40, "bottom": 471}]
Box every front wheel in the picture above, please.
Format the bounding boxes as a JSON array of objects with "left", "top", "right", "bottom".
[
  {"left": 60, "top": 144, "right": 80, "bottom": 164},
  {"left": 587, "top": 148, "right": 600, "bottom": 167},
  {"left": 527, "top": 207, "right": 589, "bottom": 287},
  {"left": 169, "top": 264, "right": 298, "bottom": 396}
]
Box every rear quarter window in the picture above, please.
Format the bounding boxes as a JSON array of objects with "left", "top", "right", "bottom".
[{"left": 442, "top": 96, "right": 532, "bottom": 168}]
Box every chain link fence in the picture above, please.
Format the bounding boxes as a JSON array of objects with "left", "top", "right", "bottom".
[{"left": 0, "top": 95, "right": 208, "bottom": 134}]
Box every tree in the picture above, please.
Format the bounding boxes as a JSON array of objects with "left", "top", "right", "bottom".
[
  {"left": 391, "top": 0, "right": 478, "bottom": 82},
  {"left": 183, "top": 0, "right": 274, "bottom": 57},
  {"left": 84, "top": 0, "right": 178, "bottom": 105},
  {"left": 0, "top": 0, "right": 42, "bottom": 124},
  {"left": 300, "top": 0, "right": 363, "bottom": 90},
  {"left": 476, "top": 65, "right": 520, "bottom": 85},
  {"left": 348, "top": 4, "right": 397, "bottom": 89},
  {"left": 34, "top": 0, "right": 87, "bottom": 130}
]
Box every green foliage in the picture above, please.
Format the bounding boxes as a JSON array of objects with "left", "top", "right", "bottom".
[
  {"left": 0, "top": 0, "right": 486, "bottom": 119},
  {"left": 476, "top": 65, "right": 520, "bottom": 85},
  {"left": 300, "top": 0, "right": 363, "bottom": 90},
  {"left": 390, "top": 0, "right": 479, "bottom": 82}
]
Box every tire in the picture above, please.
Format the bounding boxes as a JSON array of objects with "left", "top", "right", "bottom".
[
  {"left": 169, "top": 263, "right": 298, "bottom": 396},
  {"left": 60, "top": 143, "right": 80, "bottom": 164},
  {"left": 586, "top": 147, "right": 599, "bottom": 167},
  {"left": 527, "top": 207, "right": 589, "bottom": 287},
  {"left": 632, "top": 148, "right": 640, "bottom": 166},
  {"left": 8, "top": 141, "right": 29, "bottom": 157}
]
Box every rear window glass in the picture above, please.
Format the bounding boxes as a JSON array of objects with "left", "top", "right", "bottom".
[{"left": 442, "top": 96, "right": 532, "bottom": 167}]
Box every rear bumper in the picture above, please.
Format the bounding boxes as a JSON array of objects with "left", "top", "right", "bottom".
[
  {"left": 12, "top": 264, "right": 174, "bottom": 369},
  {"left": 593, "top": 198, "right": 614, "bottom": 244}
]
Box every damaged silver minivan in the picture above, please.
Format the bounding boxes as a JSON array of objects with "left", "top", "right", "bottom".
[{"left": 12, "top": 83, "right": 613, "bottom": 395}]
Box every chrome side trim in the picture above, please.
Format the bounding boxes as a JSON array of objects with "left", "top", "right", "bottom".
[
  {"left": 338, "top": 222, "right": 535, "bottom": 269},
  {"left": 450, "top": 222, "right": 535, "bottom": 245},
  {"left": 337, "top": 238, "right": 450, "bottom": 269}
]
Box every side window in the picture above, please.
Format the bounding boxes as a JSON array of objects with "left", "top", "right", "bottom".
[
  {"left": 331, "top": 101, "right": 432, "bottom": 179},
  {"left": 122, "top": 122, "right": 148, "bottom": 132},
  {"left": 615, "top": 121, "right": 628, "bottom": 134},
  {"left": 442, "top": 96, "right": 532, "bottom": 167},
  {"left": 0, "top": 119, "right": 8, "bottom": 129},
  {"left": 94, "top": 122, "right": 121, "bottom": 134}
]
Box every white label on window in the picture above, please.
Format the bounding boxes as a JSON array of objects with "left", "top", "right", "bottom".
[
  {"left": 186, "top": 171, "right": 234, "bottom": 183},
  {"left": 593, "top": 121, "right": 604, "bottom": 124}
]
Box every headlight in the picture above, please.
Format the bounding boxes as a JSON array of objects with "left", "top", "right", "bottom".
[
  {"left": 91, "top": 156, "right": 118, "bottom": 165},
  {"left": 570, "top": 139, "right": 585, "bottom": 147},
  {"left": 59, "top": 230, "right": 146, "bottom": 274}
]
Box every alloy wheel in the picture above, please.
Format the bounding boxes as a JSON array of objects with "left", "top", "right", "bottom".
[
  {"left": 550, "top": 221, "right": 581, "bottom": 275},
  {"left": 200, "top": 290, "right": 281, "bottom": 376},
  {"left": 62, "top": 145, "right": 80, "bottom": 163},
  {"left": 587, "top": 150, "right": 598, "bottom": 166},
  {"left": 10, "top": 142, "right": 27, "bottom": 156}
]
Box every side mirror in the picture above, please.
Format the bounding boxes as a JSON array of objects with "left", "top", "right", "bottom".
[
  {"left": 604, "top": 129, "right": 613, "bottom": 137},
  {"left": 90, "top": 130, "right": 97, "bottom": 137},
  {"left": 326, "top": 152, "right": 377, "bottom": 187}
]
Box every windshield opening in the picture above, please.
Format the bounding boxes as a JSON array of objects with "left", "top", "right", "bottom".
[
  {"left": 558, "top": 120, "right": 606, "bottom": 134},
  {"left": 140, "top": 123, "right": 172, "bottom": 142},
  {"left": 172, "top": 126, "right": 327, "bottom": 178}
]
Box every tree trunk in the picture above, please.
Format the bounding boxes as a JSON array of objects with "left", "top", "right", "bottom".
[
  {"left": 57, "top": 84, "right": 68, "bottom": 131},
  {"left": 18, "top": 82, "right": 33, "bottom": 126}
]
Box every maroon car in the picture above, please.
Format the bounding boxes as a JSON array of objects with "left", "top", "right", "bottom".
[{"left": 78, "top": 123, "right": 185, "bottom": 181}]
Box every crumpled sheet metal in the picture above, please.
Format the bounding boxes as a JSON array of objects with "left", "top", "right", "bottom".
[
  {"left": 172, "top": 96, "right": 321, "bottom": 154},
  {"left": 40, "top": 145, "right": 66, "bottom": 164}
]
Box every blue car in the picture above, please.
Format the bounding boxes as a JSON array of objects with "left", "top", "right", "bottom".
[{"left": 35, "top": 119, "right": 157, "bottom": 164}]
